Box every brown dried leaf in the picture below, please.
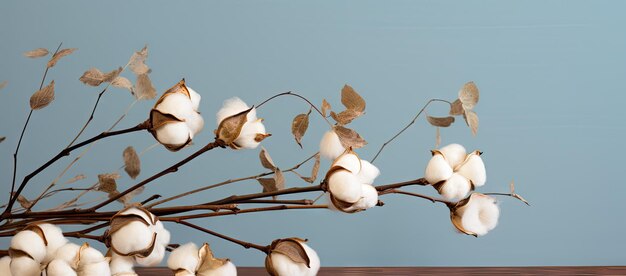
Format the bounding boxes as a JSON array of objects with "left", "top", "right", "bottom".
[
  {"left": 24, "top": 48, "right": 49, "bottom": 58},
  {"left": 458, "top": 81, "right": 479, "bottom": 110},
  {"left": 274, "top": 169, "right": 285, "bottom": 190},
  {"left": 465, "top": 110, "right": 479, "bottom": 136},
  {"left": 330, "top": 109, "right": 362, "bottom": 126},
  {"left": 112, "top": 76, "right": 133, "bottom": 92},
  {"left": 123, "top": 146, "right": 141, "bottom": 179},
  {"left": 426, "top": 116, "right": 455, "bottom": 127},
  {"left": 321, "top": 99, "right": 331, "bottom": 117},
  {"left": 258, "top": 178, "right": 278, "bottom": 193},
  {"left": 79, "top": 68, "right": 105, "bottom": 86},
  {"left": 510, "top": 180, "right": 515, "bottom": 194},
  {"left": 216, "top": 107, "right": 253, "bottom": 147},
  {"left": 333, "top": 126, "right": 367, "bottom": 149},
  {"left": 291, "top": 110, "right": 310, "bottom": 148},
  {"left": 65, "top": 174, "right": 86, "bottom": 185},
  {"left": 117, "top": 186, "right": 145, "bottom": 205},
  {"left": 341, "top": 84, "right": 366, "bottom": 112},
  {"left": 30, "top": 80, "right": 55, "bottom": 110},
  {"left": 129, "top": 46, "right": 149, "bottom": 75},
  {"left": 259, "top": 147, "right": 277, "bottom": 170},
  {"left": 16, "top": 194, "right": 32, "bottom": 209},
  {"left": 135, "top": 73, "right": 156, "bottom": 100},
  {"left": 272, "top": 239, "right": 311, "bottom": 267},
  {"left": 149, "top": 109, "right": 183, "bottom": 130},
  {"left": 0, "top": 80, "right": 6, "bottom": 91},
  {"left": 449, "top": 99, "right": 464, "bottom": 116},
  {"left": 0, "top": 136, "right": 5, "bottom": 143},
  {"left": 301, "top": 153, "right": 320, "bottom": 183},
  {"left": 197, "top": 243, "right": 229, "bottom": 273},
  {"left": 47, "top": 48, "right": 77, "bottom": 68},
  {"left": 97, "top": 174, "right": 119, "bottom": 193},
  {"left": 103, "top": 67, "right": 123, "bottom": 83},
  {"left": 435, "top": 127, "right": 441, "bottom": 148}
]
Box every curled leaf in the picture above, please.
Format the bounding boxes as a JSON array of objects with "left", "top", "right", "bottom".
[
  {"left": 79, "top": 68, "right": 105, "bottom": 86},
  {"left": 427, "top": 116, "right": 455, "bottom": 127},
  {"left": 30, "top": 80, "right": 55, "bottom": 110},
  {"left": 135, "top": 73, "right": 156, "bottom": 100},
  {"left": 330, "top": 109, "right": 362, "bottom": 126},
  {"left": 449, "top": 99, "right": 464, "bottom": 116},
  {"left": 458, "top": 81, "right": 479, "bottom": 111},
  {"left": 123, "top": 146, "right": 141, "bottom": 179},
  {"left": 341, "top": 84, "right": 366, "bottom": 112},
  {"left": 291, "top": 110, "right": 310, "bottom": 148},
  {"left": 259, "top": 147, "right": 277, "bottom": 170},
  {"left": 112, "top": 76, "right": 133, "bottom": 92},
  {"left": 333, "top": 126, "right": 367, "bottom": 149},
  {"left": 321, "top": 99, "right": 331, "bottom": 117},
  {"left": 47, "top": 48, "right": 77, "bottom": 68},
  {"left": 215, "top": 107, "right": 252, "bottom": 147},
  {"left": 24, "top": 48, "right": 49, "bottom": 58},
  {"left": 271, "top": 239, "right": 311, "bottom": 267},
  {"left": 129, "top": 46, "right": 149, "bottom": 75},
  {"left": 103, "top": 67, "right": 123, "bottom": 83},
  {"left": 464, "top": 110, "right": 479, "bottom": 136},
  {"left": 301, "top": 153, "right": 320, "bottom": 183}
]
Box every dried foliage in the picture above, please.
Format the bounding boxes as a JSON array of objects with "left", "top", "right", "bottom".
[
  {"left": 321, "top": 99, "right": 331, "bottom": 117},
  {"left": 29, "top": 80, "right": 55, "bottom": 110},
  {"left": 135, "top": 73, "right": 157, "bottom": 100},
  {"left": 300, "top": 153, "right": 321, "bottom": 183},
  {"left": 334, "top": 125, "right": 367, "bottom": 149},
  {"left": 123, "top": 146, "right": 141, "bottom": 180},
  {"left": 197, "top": 243, "right": 229, "bottom": 272},
  {"left": 291, "top": 110, "right": 311, "bottom": 148},
  {"left": 259, "top": 147, "right": 277, "bottom": 170},
  {"left": 215, "top": 107, "right": 252, "bottom": 147},
  {"left": 427, "top": 116, "right": 455, "bottom": 127},
  {"left": 23, "top": 48, "right": 49, "bottom": 58},
  {"left": 47, "top": 48, "right": 77, "bottom": 68},
  {"left": 64, "top": 174, "right": 86, "bottom": 185}
]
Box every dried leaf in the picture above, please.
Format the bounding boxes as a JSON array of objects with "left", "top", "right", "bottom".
[
  {"left": 435, "top": 127, "right": 441, "bottom": 148},
  {"left": 79, "top": 68, "right": 105, "bottom": 86},
  {"left": 215, "top": 107, "right": 253, "bottom": 147},
  {"left": 16, "top": 194, "right": 32, "bottom": 209},
  {"left": 97, "top": 174, "right": 119, "bottom": 193},
  {"left": 259, "top": 147, "right": 277, "bottom": 170},
  {"left": 103, "top": 67, "right": 123, "bottom": 83},
  {"left": 112, "top": 76, "right": 133, "bottom": 92},
  {"left": 321, "top": 99, "right": 331, "bottom": 117},
  {"left": 449, "top": 99, "right": 464, "bottom": 116},
  {"left": 30, "top": 80, "right": 55, "bottom": 110},
  {"left": 510, "top": 180, "right": 515, "bottom": 194},
  {"left": 330, "top": 109, "right": 362, "bottom": 126},
  {"left": 47, "top": 48, "right": 77, "bottom": 68},
  {"left": 426, "top": 116, "right": 455, "bottom": 127},
  {"left": 272, "top": 239, "right": 311, "bottom": 267},
  {"left": 341, "top": 84, "right": 366, "bottom": 112},
  {"left": 135, "top": 73, "right": 156, "bottom": 100},
  {"left": 0, "top": 80, "right": 6, "bottom": 91},
  {"left": 291, "top": 110, "right": 310, "bottom": 148},
  {"left": 24, "top": 48, "right": 49, "bottom": 58},
  {"left": 465, "top": 110, "right": 479, "bottom": 136},
  {"left": 333, "top": 126, "right": 367, "bottom": 149},
  {"left": 274, "top": 169, "right": 285, "bottom": 190},
  {"left": 301, "top": 153, "right": 320, "bottom": 183},
  {"left": 117, "top": 186, "right": 145, "bottom": 205},
  {"left": 123, "top": 146, "right": 141, "bottom": 179},
  {"left": 197, "top": 243, "right": 229, "bottom": 273},
  {"left": 258, "top": 178, "right": 278, "bottom": 193},
  {"left": 149, "top": 109, "right": 183, "bottom": 130},
  {"left": 129, "top": 46, "right": 149, "bottom": 75},
  {"left": 458, "top": 81, "right": 479, "bottom": 111},
  {"left": 65, "top": 174, "right": 86, "bottom": 185}
]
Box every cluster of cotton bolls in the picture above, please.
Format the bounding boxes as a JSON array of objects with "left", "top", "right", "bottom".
[
  {"left": 149, "top": 80, "right": 204, "bottom": 151},
  {"left": 0, "top": 223, "right": 109, "bottom": 276},
  {"left": 424, "top": 143, "right": 486, "bottom": 201},
  {"left": 216, "top": 97, "right": 270, "bottom": 149},
  {"left": 106, "top": 207, "right": 170, "bottom": 276},
  {"left": 167, "top": 242, "right": 237, "bottom": 276},
  {"left": 265, "top": 238, "right": 320, "bottom": 276}
]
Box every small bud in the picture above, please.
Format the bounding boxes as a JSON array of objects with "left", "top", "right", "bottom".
[{"left": 319, "top": 130, "right": 345, "bottom": 160}]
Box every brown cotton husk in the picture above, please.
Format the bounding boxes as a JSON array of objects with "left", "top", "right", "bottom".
[
  {"left": 448, "top": 196, "right": 477, "bottom": 237},
  {"left": 154, "top": 79, "right": 192, "bottom": 107},
  {"left": 265, "top": 238, "right": 311, "bottom": 275},
  {"left": 196, "top": 243, "right": 229, "bottom": 275},
  {"left": 107, "top": 207, "right": 159, "bottom": 257},
  {"left": 215, "top": 107, "right": 253, "bottom": 147}
]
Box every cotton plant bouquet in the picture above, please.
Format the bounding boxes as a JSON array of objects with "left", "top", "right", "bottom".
[{"left": 0, "top": 45, "right": 527, "bottom": 276}]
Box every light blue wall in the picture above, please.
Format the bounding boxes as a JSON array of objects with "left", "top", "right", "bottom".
[{"left": 1, "top": 0, "right": 625, "bottom": 267}]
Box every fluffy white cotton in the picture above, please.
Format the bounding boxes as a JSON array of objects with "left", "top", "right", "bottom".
[
  {"left": 156, "top": 93, "right": 194, "bottom": 120},
  {"left": 121, "top": 207, "right": 153, "bottom": 223},
  {"left": 78, "top": 261, "right": 111, "bottom": 276},
  {"left": 186, "top": 86, "right": 201, "bottom": 111},
  {"left": 47, "top": 259, "right": 77, "bottom": 276},
  {"left": 153, "top": 220, "right": 171, "bottom": 247},
  {"left": 439, "top": 143, "right": 467, "bottom": 168},
  {"left": 424, "top": 152, "right": 453, "bottom": 184},
  {"left": 0, "top": 256, "right": 11, "bottom": 276},
  {"left": 319, "top": 131, "right": 345, "bottom": 160},
  {"left": 352, "top": 184, "right": 379, "bottom": 210},
  {"left": 455, "top": 151, "right": 486, "bottom": 187},
  {"left": 270, "top": 241, "right": 319, "bottom": 276},
  {"left": 135, "top": 244, "right": 165, "bottom": 267},
  {"left": 216, "top": 97, "right": 257, "bottom": 125},
  {"left": 332, "top": 152, "right": 361, "bottom": 174},
  {"left": 11, "top": 230, "right": 47, "bottom": 263},
  {"left": 10, "top": 256, "right": 41, "bottom": 276},
  {"left": 458, "top": 194, "right": 500, "bottom": 236},
  {"left": 234, "top": 119, "right": 266, "bottom": 149},
  {"left": 155, "top": 122, "right": 191, "bottom": 147},
  {"left": 110, "top": 254, "right": 136, "bottom": 276},
  {"left": 356, "top": 160, "right": 380, "bottom": 185},
  {"left": 439, "top": 173, "right": 471, "bottom": 201},
  {"left": 202, "top": 260, "right": 237, "bottom": 276},
  {"left": 37, "top": 223, "right": 69, "bottom": 264},
  {"left": 110, "top": 221, "right": 154, "bottom": 255},
  {"left": 167, "top": 243, "right": 200, "bottom": 274},
  {"left": 54, "top": 243, "right": 80, "bottom": 263},
  {"left": 186, "top": 111, "right": 205, "bottom": 137},
  {"left": 328, "top": 170, "right": 362, "bottom": 203},
  {"left": 79, "top": 245, "right": 106, "bottom": 264}
]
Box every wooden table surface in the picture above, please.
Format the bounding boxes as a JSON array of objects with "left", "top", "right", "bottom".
[{"left": 136, "top": 266, "right": 626, "bottom": 275}]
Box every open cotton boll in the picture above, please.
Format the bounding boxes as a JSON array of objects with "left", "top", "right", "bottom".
[
  {"left": 10, "top": 256, "right": 41, "bottom": 276},
  {"left": 439, "top": 143, "right": 467, "bottom": 168},
  {"left": 328, "top": 170, "right": 362, "bottom": 203},
  {"left": 186, "top": 86, "right": 201, "bottom": 111},
  {"left": 156, "top": 93, "right": 194, "bottom": 120},
  {"left": 54, "top": 243, "right": 80, "bottom": 263},
  {"left": 424, "top": 152, "right": 453, "bottom": 184},
  {"left": 78, "top": 261, "right": 111, "bottom": 276},
  {"left": 216, "top": 97, "right": 257, "bottom": 125},
  {"left": 153, "top": 220, "right": 171, "bottom": 247},
  {"left": 270, "top": 241, "right": 319, "bottom": 276},
  {"left": 438, "top": 173, "right": 471, "bottom": 201},
  {"left": 46, "top": 259, "right": 77, "bottom": 276},
  {"left": 201, "top": 260, "right": 237, "bottom": 276},
  {"left": 110, "top": 254, "right": 136, "bottom": 276},
  {"left": 185, "top": 111, "right": 204, "bottom": 137},
  {"left": 79, "top": 245, "right": 106, "bottom": 264},
  {"left": 37, "top": 223, "right": 69, "bottom": 263},
  {"left": 135, "top": 244, "right": 165, "bottom": 267},
  {"left": 11, "top": 230, "right": 47, "bottom": 262},
  {"left": 167, "top": 243, "right": 200, "bottom": 274},
  {"left": 357, "top": 160, "right": 380, "bottom": 185},
  {"left": 0, "top": 256, "right": 11, "bottom": 276},
  {"left": 458, "top": 194, "right": 500, "bottom": 236},
  {"left": 155, "top": 122, "right": 191, "bottom": 147},
  {"left": 352, "top": 184, "right": 379, "bottom": 210},
  {"left": 233, "top": 120, "right": 266, "bottom": 149},
  {"left": 110, "top": 221, "right": 154, "bottom": 255},
  {"left": 319, "top": 131, "right": 345, "bottom": 160},
  {"left": 332, "top": 152, "right": 361, "bottom": 174},
  {"left": 455, "top": 151, "right": 486, "bottom": 187}
]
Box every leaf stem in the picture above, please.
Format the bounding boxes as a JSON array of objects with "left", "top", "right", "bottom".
[{"left": 256, "top": 91, "right": 333, "bottom": 127}]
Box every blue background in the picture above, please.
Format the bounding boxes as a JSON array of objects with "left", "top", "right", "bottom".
[{"left": 1, "top": 0, "right": 625, "bottom": 267}]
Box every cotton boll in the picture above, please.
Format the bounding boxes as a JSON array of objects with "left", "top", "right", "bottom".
[
  {"left": 424, "top": 151, "right": 453, "bottom": 184},
  {"left": 216, "top": 97, "right": 256, "bottom": 125},
  {"left": 438, "top": 173, "right": 471, "bottom": 201},
  {"left": 357, "top": 160, "right": 380, "bottom": 185},
  {"left": 153, "top": 220, "right": 171, "bottom": 247},
  {"left": 54, "top": 243, "right": 80, "bottom": 263},
  {"left": 185, "top": 111, "right": 204, "bottom": 137},
  {"left": 79, "top": 245, "right": 106, "bottom": 264},
  {"left": 201, "top": 260, "right": 237, "bottom": 276},
  {"left": 155, "top": 93, "right": 194, "bottom": 120},
  {"left": 458, "top": 194, "right": 500, "bottom": 236},
  {"left": 10, "top": 256, "right": 41, "bottom": 276},
  {"left": 186, "top": 86, "right": 201, "bottom": 111},
  {"left": 328, "top": 170, "right": 362, "bottom": 203},
  {"left": 121, "top": 207, "right": 153, "bottom": 225},
  {"left": 439, "top": 143, "right": 467, "bottom": 168},
  {"left": 233, "top": 120, "right": 266, "bottom": 149},
  {"left": 352, "top": 184, "right": 379, "bottom": 210},
  {"left": 110, "top": 221, "right": 154, "bottom": 255},
  {"left": 455, "top": 151, "right": 486, "bottom": 187},
  {"left": 319, "top": 131, "right": 345, "bottom": 160},
  {"left": 46, "top": 259, "right": 77, "bottom": 276},
  {"left": 135, "top": 244, "right": 165, "bottom": 267},
  {"left": 110, "top": 254, "right": 136, "bottom": 276},
  {"left": 167, "top": 243, "right": 200, "bottom": 274},
  {"left": 78, "top": 261, "right": 111, "bottom": 276},
  {"left": 270, "top": 241, "right": 319, "bottom": 276},
  {"left": 332, "top": 152, "right": 361, "bottom": 174},
  {"left": 11, "top": 230, "right": 47, "bottom": 262},
  {"left": 37, "top": 223, "right": 69, "bottom": 263},
  {"left": 155, "top": 122, "right": 191, "bottom": 148},
  {"left": 0, "top": 256, "right": 12, "bottom": 276}
]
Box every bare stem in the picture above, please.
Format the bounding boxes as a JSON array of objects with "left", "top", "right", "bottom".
[
  {"left": 371, "top": 99, "right": 452, "bottom": 163},
  {"left": 380, "top": 189, "right": 453, "bottom": 206},
  {"left": 163, "top": 205, "right": 328, "bottom": 221},
  {"left": 177, "top": 220, "right": 269, "bottom": 253},
  {"left": 206, "top": 185, "right": 324, "bottom": 206},
  {"left": 256, "top": 91, "right": 332, "bottom": 127},
  {"left": 483, "top": 192, "right": 530, "bottom": 206},
  {"left": 375, "top": 178, "right": 429, "bottom": 192}
]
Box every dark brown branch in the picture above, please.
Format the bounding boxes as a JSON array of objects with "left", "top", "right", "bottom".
[
  {"left": 236, "top": 199, "right": 313, "bottom": 205},
  {"left": 375, "top": 178, "right": 429, "bottom": 192},
  {"left": 177, "top": 220, "right": 269, "bottom": 253},
  {"left": 380, "top": 189, "right": 453, "bottom": 206},
  {"left": 162, "top": 205, "right": 328, "bottom": 221},
  {"left": 207, "top": 184, "right": 323, "bottom": 205}
]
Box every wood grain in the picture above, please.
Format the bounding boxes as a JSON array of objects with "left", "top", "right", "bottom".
[{"left": 136, "top": 266, "right": 626, "bottom": 275}]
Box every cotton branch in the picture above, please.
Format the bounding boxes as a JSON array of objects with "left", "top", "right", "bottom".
[
  {"left": 256, "top": 91, "right": 333, "bottom": 127},
  {"left": 177, "top": 220, "right": 269, "bottom": 253}
]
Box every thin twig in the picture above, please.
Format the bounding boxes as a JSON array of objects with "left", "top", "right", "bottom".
[
  {"left": 256, "top": 91, "right": 332, "bottom": 127},
  {"left": 483, "top": 192, "right": 530, "bottom": 206},
  {"left": 380, "top": 189, "right": 453, "bottom": 205},
  {"left": 177, "top": 220, "right": 269, "bottom": 253},
  {"left": 163, "top": 205, "right": 328, "bottom": 221}
]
